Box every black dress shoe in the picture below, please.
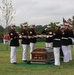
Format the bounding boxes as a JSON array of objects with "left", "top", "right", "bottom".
[
  {"left": 11, "top": 62, "right": 17, "bottom": 64},
  {"left": 23, "top": 60, "right": 27, "bottom": 62},
  {"left": 13, "top": 62, "right": 17, "bottom": 64},
  {"left": 26, "top": 60, "right": 31, "bottom": 64}
]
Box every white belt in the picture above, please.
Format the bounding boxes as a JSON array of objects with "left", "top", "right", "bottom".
[
  {"left": 54, "top": 39, "right": 60, "bottom": 40},
  {"left": 68, "top": 37, "right": 72, "bottom": 39},
  {"left": 10, "top": 38, "right": 13, "bottom": 40},
  {"left": 47, "top": 35, "right": 53, "bottom": 38},
  {"left": 62, "top": 37, "right": 68, "bottom": 39}
]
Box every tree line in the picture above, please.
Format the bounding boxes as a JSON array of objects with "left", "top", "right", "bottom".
[{"left": 0, "top": 16, "right": 74, "bottom": 40}]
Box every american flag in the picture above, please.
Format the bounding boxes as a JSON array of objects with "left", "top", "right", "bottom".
[{"left": 63, "top": 18, "right": 68, "bottom": 25}]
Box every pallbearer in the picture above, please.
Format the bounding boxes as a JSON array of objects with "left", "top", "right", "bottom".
[
  {"left": 45, "top": 25, "right": 53, "bottom": 48},
  {"left": 61, "top": 23, "right": 70, "bottom": 62},
  {"left": 9, "top": 25, "right": 19, "bottom": 64},
  {"left": 29, "top": 25, "right": 37, "bottom": 60},
  {"left": 68, "top": 24, "right": 74, "bottom": 44},
  {"left": 21, "top": 24, "right": 30, "bottom": 62},
  {"left": 67, "top": 24, "right": 73, "bottom": 61},
  {"left": 60, "top": 25, "right": 65, "bottom": 58},
  {"left": 53, "top": 24, "right": 62, "bottom": 66}
]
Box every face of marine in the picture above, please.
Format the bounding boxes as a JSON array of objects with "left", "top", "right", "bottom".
[
  {"left": 31, "top": 25, "right": 36, "bottom": 29},
  {"left": 64, "top": 25, "right": 68, "bottom": 30},
  {"left": 23, "top": 26, "right": 27, "bottom": 30},
  {"left": 55, "top": 26, "right": 60, "bottom": 30},
  {"left": 68, "top": 26, "right": 73, "bottom": 30},
  {"left": 11, "top": 26, "right": 16, "bottom": 30}
]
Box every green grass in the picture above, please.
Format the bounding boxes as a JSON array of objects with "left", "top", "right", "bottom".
[{"left": 0, "top": 42, "right": 74, "bottom": 75}]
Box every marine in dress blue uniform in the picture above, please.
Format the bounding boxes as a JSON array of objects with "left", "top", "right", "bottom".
[
  {"left": 45, "top": 26, "right": 53, "bottom": 48},
  {"left": 29, "top": 25, "right": 37, "bottom": 60},
  {"left": 53, "top": 24, "right": 62, "bottom": 66},
  {"left": 21, "top": 24, "right": 30, "bottom": 62},
  {"left": 61, "top": 23, "right": 70, "bottom": 62},
  {"left": 67, "top": 24, "right": 73, "bottom": 61},
  {"left": 9, "top": 25, "right": 19, "bottom": 64}
]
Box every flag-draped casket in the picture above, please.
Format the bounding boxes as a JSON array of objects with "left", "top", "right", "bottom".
[{"left": 31, "top": 47, "right": 54, "bottom": 63}]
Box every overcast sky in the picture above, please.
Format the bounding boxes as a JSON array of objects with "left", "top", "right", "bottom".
[{"left": 0, "top": 0, "right": 74, "bottom": 27}]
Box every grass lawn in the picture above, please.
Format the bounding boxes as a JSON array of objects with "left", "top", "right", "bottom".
[{"left": 0, "top": 42, "right": 74, "bottom": 75}]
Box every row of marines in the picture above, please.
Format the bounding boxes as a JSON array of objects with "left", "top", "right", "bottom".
[{"left": 9, "top": 23, "right": 74, "bottom": 66}]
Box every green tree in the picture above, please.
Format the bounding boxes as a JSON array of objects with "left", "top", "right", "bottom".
[
  {"left": 35, "top": 25, "right": 43, "bottom": 34},
  {"left": 0, "top": 25, "right": 4, "bottom": 42},
  {"left": 50, "top": 22, "right": 56, "bottom": 32},
  {"left": 0, "top": 25, "right": 4, "bottom": 32}
]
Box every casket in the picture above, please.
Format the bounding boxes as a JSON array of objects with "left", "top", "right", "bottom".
[{"left": 31, "top": 47, "right": 54, "bottom": 63}]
